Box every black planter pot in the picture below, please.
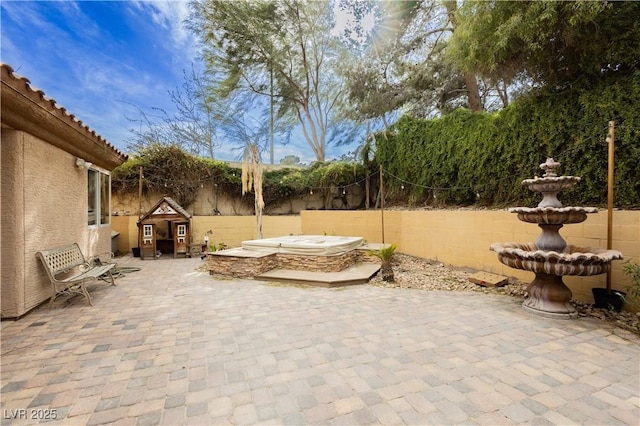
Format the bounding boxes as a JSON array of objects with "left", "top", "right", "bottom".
[
  {"left": 132, "top": 247, "right": 141, "bottom": 258},
  {"left": 592, "top": 288, "right": 626, "bottom": 312}
]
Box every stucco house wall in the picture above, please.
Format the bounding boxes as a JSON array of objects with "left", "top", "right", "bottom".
[{"left": 1, "top": 63, "right": 126, "bottom": 318}]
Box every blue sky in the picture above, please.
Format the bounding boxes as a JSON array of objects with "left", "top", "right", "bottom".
[{"left": 1, "top": 0, "right": 354, "bottom": 163}]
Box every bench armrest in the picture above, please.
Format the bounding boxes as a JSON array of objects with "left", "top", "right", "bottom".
[{"left": 88, "top": 252, "right": 116, "bottom": 267}]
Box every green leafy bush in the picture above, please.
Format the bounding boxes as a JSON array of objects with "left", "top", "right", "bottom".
[
  {"left": 372, "top": 70, "right": 640, "bottom": 208},
  {"left": 113, "top": 71, "right": 639, "bottom": 210},
  {"left": 112, "top": 145, "right": 368, "bottom": 210}
]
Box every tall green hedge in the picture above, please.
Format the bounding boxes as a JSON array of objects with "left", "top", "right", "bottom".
[{"left": 374, "top": 71, "right": 640, "bottom": 208}]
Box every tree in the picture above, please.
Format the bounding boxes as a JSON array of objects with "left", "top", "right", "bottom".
[
  {"left": 126, "top": 65, "right": 220, "bottom": 159},
  {"left": 446, "top": 1, "right": 640, "bottom": 91},
  {"left": 188, "top": 0, "right": 348, "bottom": 162},
  {"left": 443, "top": 1, "right": 481, "bottom": 111},
  {"left": 215, "top": 90, "right": 292, "bottom": 160},
  {"left": 280, "top": 155, "right": 302, "bottom": 166},
  {"left": 127, "top": 64, "right": 292, "bottom": 161},
  {"left": 337, "top": 0, "right": 489, "bottom": 124}
]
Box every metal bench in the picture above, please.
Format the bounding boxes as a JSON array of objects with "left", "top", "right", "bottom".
[{"left": 37, "top": 243, "right": 116, "bottom": 308}]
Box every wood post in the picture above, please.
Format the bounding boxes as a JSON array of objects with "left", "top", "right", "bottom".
[
  {"left": 138, "top": 167, "right": 143, "bottom": 219},
  {"left": 365, "top": 175, "right": 370, "bottom": 210},
  {"left": 606, "top": 121, "right": 615, "bottom": 292},
  {"left": 380, "top": 165, "right": 385, "bottom": 244}
]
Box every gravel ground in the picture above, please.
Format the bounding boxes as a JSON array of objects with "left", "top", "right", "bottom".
[{"left": 369, "top": 253, "right": 640, "bottom": 336}]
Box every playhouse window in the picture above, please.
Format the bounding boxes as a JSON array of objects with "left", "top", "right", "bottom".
[
  {"left": 88, "top": 168, "right": 110, "bottom": 226},
  {"left": 177, "top": 225, "right": 186, "bottom": 237}
]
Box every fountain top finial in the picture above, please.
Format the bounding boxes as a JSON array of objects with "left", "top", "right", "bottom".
[{"left": 540, "top": 158, "right": 560, "bottom": 177}]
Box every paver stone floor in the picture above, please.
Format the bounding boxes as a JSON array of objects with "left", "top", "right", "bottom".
[{"left": 1, "top": 256, "right": 639, "bottom": 425}]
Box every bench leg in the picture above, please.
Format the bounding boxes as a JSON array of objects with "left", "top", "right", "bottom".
[
  {"left": 105, "top": 270, "right": 116, "bottom": 286},
  {"left": 48, "top": 285, "right": 92, "bottom": 308},
  {"left": 81, "top": 283, "right": 93, "bottom": 306}
]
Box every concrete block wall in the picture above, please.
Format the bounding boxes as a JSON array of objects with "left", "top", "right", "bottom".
[
  {"left": 192, "top": 215, "right": 302, "bottom": 249},
  {"left": 113, "top": 215, "right": 302, "bottom": 254},
  {"left": 111, "top": 208, "right": 638, "bottom": 304},
  {"left": 301, "top": 209, "right": 640, "bottom": 303}
]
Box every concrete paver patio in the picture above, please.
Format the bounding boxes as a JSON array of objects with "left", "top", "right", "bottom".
[{"left": 1, "top": 256, "right": 639, "bottom": 425}]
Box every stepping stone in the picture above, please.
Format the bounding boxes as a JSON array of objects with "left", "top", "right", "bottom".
[
  {"left": 468, "top": 271, "right": 508, "bottom": 287},
  {"left": 255, "top": 263, "right": 381, "bottom": 287}
]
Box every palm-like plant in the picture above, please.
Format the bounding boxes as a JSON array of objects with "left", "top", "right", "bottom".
[{"left": 367, "top": 243, "right": 397, "bottom": 282}]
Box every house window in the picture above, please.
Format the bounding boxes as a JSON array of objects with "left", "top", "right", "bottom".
[
  {"left": 177, "top": 225, "right": 186, "bottom": 237},
  {"left": 143, "top": 224, "right": 153, "bottom": 238},
  {"left": 88, "top": 168, "right": 110, "bottom": 226}
]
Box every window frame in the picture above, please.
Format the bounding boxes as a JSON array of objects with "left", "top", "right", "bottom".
[{"left": 87, "top": 166, "right": 111, "bottom": 227}]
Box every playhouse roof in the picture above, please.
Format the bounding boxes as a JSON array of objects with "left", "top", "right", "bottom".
[{"left": 138, "top": 197, "right": 191, "bottom": 223}]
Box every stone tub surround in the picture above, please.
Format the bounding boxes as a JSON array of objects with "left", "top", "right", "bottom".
[
  {"left": 277, "top": 250, "right": 358, "bottom": 272},
  {"left": 206, "top": 241, "right": 385, "bottom": 280},
  {"left": 206, "top": 248, "right": 376, "bottom": 278},
  {"left": 206, "top": 247, "right": 278, "bottom": 277}
]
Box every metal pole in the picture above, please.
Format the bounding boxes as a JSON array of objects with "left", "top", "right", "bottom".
[
  {"left": 380, "top": 165, "right": 385, "bottom": 244},
  {"left": 270, "top": 66, "right": 274, "bottom": 165},
  {"left": 606, "top": 121, "right": 615, "bottom": 292}
]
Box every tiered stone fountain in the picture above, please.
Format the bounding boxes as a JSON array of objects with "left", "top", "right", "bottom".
[{"left": 491, "top": 158, "right": 623, "bottom": 319}]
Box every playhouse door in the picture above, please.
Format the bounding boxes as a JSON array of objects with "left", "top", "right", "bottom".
[
  {"left": 141, "top": 223, "right": 156, "bottom": 260},
  {"left": 174, "top": 222, "right": 189, "bottom": 258}
]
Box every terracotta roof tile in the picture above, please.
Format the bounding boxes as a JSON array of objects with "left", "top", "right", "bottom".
[{"left": 1, "top": 62, "right": 127, "bottom": 161}]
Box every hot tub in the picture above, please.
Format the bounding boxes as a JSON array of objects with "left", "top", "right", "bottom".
[{"left": 241, "top": 235, "right": 365, "bottom": 255}]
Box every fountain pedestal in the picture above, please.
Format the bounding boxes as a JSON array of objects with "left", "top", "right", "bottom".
[
  {"left": 535, "top": 224, "right": 566, "bottom": 252},
  {"left": 524, "top": 273, "right": 577, "bottom": 318},
  {"left": 490, "top": 158, "right": 623, "bottom": 319}
]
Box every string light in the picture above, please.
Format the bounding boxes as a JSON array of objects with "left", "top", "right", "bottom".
[{"left": 131, "top": 121, "right": 624, "bottom": 199}]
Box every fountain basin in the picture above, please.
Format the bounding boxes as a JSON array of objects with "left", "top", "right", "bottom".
[
  {"left": 509, "top": 207, "right": 598, "bottom": 225},
  {"left": 490, "top": 242, "right": 623, "bottom": 276},
  {"left": 522, "top": 176, "right": 580, "bottom": 193},
  {"left": 522, "top": 175, "right": 581, "bottom": 208}
]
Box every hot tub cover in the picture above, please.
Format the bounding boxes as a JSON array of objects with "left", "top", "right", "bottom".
[{"left": 241, "top": 235, "right": 364, "bottom": 255}]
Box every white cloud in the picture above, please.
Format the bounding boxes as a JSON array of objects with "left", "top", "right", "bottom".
[{"left": 131, "top": 0, "right": 199, "bottom": 64}]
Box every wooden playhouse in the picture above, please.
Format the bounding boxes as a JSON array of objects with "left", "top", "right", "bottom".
[{"left": 137, "top": 197, "right": 192, "bottom": 259}]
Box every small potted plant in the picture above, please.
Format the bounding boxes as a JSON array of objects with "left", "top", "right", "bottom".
[
  {"left": 592, "top": 286, "right": 626, "bottom": 312},
  {"left": 367, "top": 243, "right": 397, "bottom": 282},
  {"left": 592, "top": 260, "right": 640, "bottom": 312},
  {"left": 208, "top": 242, "right": 228, "bottom": 252}
]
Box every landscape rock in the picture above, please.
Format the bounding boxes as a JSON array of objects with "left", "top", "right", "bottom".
[{"left": 368, "top": 253, "right": 640, "bottom": 336}]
